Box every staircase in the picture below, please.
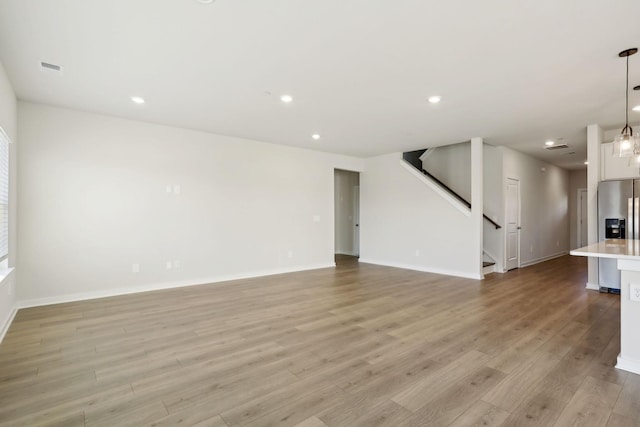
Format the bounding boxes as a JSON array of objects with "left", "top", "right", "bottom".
[
  {"left": 403, "top": 147, "right": 502, "bottom": 276},
  {"left": 402, "top": 149, "right": 501, "bottom": 230},
  {"left": 482, "top": 257, "right": 497, "bottom": 275}
]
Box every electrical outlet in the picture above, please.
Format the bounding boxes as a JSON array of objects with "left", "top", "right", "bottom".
[
  {"left": 630, "top": 283, "right": 640, "bottom": 302},
  {"left": 132, "top": 263, "right": 140, "bottom": 273},
  {"left": 174, "top": 260, "right": 182, "bottom": 269}
]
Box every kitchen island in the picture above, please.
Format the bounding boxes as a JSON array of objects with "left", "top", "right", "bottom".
[{"left": 571, "top": 239, "right": 640, "bottom": 375}]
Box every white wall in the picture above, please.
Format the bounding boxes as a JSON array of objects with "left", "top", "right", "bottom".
[
  {"left": 503, "top": 147, "right": 570, "bottom": 267},
  {"left": 17, "top": 102, "right": 364, "bottom": 304},
  {"left": 359, "top": 153, "right": 480, "bottom": 279},
  {"left": 0, "top": 61, "right": 17, "bottom": 340},
  {"left": 422, "top": 143, "right": 504, "bottom": 271},
  {"left": 569, "top": 169, "right": 587, "bottom": 250},
  {"left": 483, "top": 145, "right": 504, "bottom": 271},
  {"left": 359, "top": 144, "right": 569, "bottom": 276},
  {"left": 422, "top": 142, "right": 471, "bottom": 201},
  {"left": 334, "top": 169, "right": 359, "bottom": 255}
]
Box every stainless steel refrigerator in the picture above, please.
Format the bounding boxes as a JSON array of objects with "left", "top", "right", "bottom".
[{"left": 598, "top": 179, "right": 640, "bottom": 291}]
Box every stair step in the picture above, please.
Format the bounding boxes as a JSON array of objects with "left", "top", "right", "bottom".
[{"left": 483, "top": 261, "right": 495, "bottom": 268}]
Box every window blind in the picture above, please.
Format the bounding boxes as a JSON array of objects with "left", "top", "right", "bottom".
[{"left": 0, "top": 129, "right": 8, "bottom": 262}]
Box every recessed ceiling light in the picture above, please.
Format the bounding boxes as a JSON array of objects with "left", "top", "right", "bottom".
[
  {"left": 428, "top": 96, "right": 441, "bottom": 104},
  {"left": 312, "top": 134, "right": 321, "bottom": 140},
  {"left": 545, "top": 140, "right": 555, "bottom": 146},
  {"left": 633, "top": 105, "right": 640, "bottom": 112},
  {"left": 280, "top": 95, "right": 293, "bottom": 103},
  {"left": 584, "top": 161, "right": 589, "bottom": 165},
  {"left": 131, "top": 96, "right": 145, "bottom": 104}
]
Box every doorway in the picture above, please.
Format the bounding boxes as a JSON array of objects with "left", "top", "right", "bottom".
[
  {"left": 505, "top": 177, "right": 521, "bottom": 270},
  {"left": 334, "top": 169, "right": 360, "bottom": 259},
  {"left": 577, "top": 188, "right": 588, "bottom": 248}
]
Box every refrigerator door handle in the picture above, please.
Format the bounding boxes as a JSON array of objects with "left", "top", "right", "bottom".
[
  {"left": 628, "top": 198, "right": 633, "bottom": 239},
  {"left": 635, "top": 197, "right": 639, "bottom": 240}
]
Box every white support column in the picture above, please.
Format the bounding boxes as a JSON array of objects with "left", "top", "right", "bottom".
[
  {"left": 471, "top": 137, "right": 483, "bottom": 278},
  {"left": 586, "top": 124, "right": 602, "bottom": 290}
]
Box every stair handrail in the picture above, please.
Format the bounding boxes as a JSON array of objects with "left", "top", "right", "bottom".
[{"left": 402, "top": 150, "right": 502, "bottom": 230}]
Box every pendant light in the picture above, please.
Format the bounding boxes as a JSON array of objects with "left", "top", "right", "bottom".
[{"left": 613, "top": 48, "right": 639, "bottom": 158}]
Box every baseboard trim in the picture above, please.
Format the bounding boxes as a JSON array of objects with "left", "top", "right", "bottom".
[
  {"left": 0, "top": 304, "right": 18, "bottom": 344},
  {"left": 17, "top": 263, "right": 335, "bottom": 309},
  {"left": 585, "top": 282, "right": 600, "bottom": 291},
  {"left": 358, "top": 258, "right": 482, "bottom": 280},
  {"left": 335, "top": 251, "right": 358, "bottom": 257},
  {"left": 616, "top": 354, "right": 640, "bottom": 375},
  {"left": 519, "top": 251, "right": 569, "bottom": 268}
]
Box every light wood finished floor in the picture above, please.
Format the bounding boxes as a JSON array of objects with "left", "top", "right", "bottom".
[{"left": 1, "top": 255, "right": 638, "bottom": 427}]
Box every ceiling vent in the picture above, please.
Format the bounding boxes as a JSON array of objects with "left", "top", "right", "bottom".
[
  {"left": 40, "top": 61, "right": 62, "bottom": 72},
  {"left": 545, "top": 144, "right": 569, "bottom": 150}
]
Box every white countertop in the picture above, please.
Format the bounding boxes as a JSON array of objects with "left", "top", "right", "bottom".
[{"left": 570, "top": 239, "right": 640, "bottom": 260}]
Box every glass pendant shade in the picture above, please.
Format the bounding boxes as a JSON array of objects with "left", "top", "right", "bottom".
[
  {"left": 615, "top": 130, "right": 638, "bottom": 157},
  {"left": 611, "top": 48, "right": 639, "bottom": 162}
]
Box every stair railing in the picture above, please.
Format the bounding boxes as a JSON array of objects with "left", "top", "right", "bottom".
[{"left": 402, "top": 149, "right": 502, "bottom": 230}]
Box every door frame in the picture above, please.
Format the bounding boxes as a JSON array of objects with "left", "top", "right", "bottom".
[
  {"left": 353, "top": 185, "right": 360, "bottom": 256},
  {"left": 577, "top": 188, "right": 588, "bottom": 249},
  {"left": 333, "top": 169, "right": 360, "bottom": 257},
  {"left": 504, "top": 177, "right": 521, "bottom": 271}
]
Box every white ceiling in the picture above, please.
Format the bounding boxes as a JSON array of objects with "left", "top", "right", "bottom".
[{"left": 1, "top": 0, "right": 639, "bottom": 170}]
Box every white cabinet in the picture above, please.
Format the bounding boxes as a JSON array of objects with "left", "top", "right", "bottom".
[{"left": 601, "top": 142, "right": 640, "bottom": 180}]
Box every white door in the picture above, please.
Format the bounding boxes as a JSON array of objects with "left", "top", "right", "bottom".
[
  {"left": 506, "top": 178, "right": 521, "bottom": 270},
  {"left": 353, "top": 185, "right": 360, "bottom": 256},
  {"left": 578, "top": 189, "right": 588, "bottom": 248}
]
